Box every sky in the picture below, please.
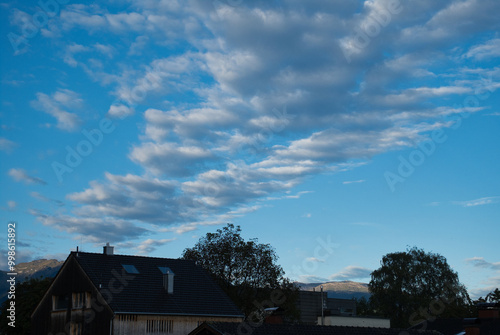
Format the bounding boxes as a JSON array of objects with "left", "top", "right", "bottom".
[{"left": 1, "top": 0, "right": 499, "bottom": 299}]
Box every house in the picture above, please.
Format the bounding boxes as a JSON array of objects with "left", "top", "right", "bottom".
[
  {"left": 296, "top": 290, "right": 357, "bottom": 324},
  {"left": 188, "top": 321, "right": 444, "bottom": 335},
  {"left": 31, "top": 244, "right": 244, "bottom": 335},
  {"left": 463, "top": 302, "right": 500, "bottom": 335},
  {"left": 409, "top": 302, "right": 500, "bottom": 335}
]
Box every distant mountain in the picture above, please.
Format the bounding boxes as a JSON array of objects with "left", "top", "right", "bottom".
[
  {"left": 0, "top": 259, "right": 63, "bottom": 304},
  {"left": 296, "top": 280, "right": 371, "bottom": 300}
]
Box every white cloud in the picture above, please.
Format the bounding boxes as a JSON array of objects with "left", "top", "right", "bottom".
[
  {"left": 23, "top": 0, "right": 500, "bottom": 243},
  {"left": 0, "top": 138, "right": 18, "bottom": 153},
  {"left": 306, "top": 257, "right": 325, "bottom": 263},
  {"left": 128, "top": 35, "right": 149, "bottom": 56},
  {"left": 108, "top": 104, "right": 135, "bottom": 118},
  {"left": 466, "top": 38, "right": 500, "bottom": 60},
  {"left": 30, "top": 192, "right": 64, "bottom": 206},
  {"left": 296, "top": 275, "right": 329, "bottom": 284},
  {"left": 8, "top": 168, "right": 47, "bottom": 185},
  {"left": 343, "top": 179, "right": 366, "bottom": 185},
  {"left": 454, "top": 196, "right": 500, "bottom": 207},
  {"left": 31, "top": 209, "right": 148, "bottom": 243},
  {"left": 466, "top": 257, "right": 500, "bottom": 270},
  {"left": 63, "top": 43, "right": 91, "bottom": 67},
  {"left": 135, "top": 238, "right": 177, "bottom": 254},
  {"left": 31, "top": 89, "right": 83, "bottom": 131},
  {"left": 129, "top": 142, "right": 215, "bottom": 176},
  {"left": 329, "top": 266, "right": 372, "bottom": 281}
]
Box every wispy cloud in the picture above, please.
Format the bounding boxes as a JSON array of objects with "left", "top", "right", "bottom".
[
  {"left": 31, "top": 88, "right": 83, "bottom": 131},
  {"left": 24, "top": 0, "right": 500, "bottom": 243},
  {"left": 454, "top": 196, "right": 500, "bottom": 207},
  {"left": 296, "top": 275, "right": 329, "bottom": 284},
  {"left": 8, "top": 168, "right": 47, "bottom": 185},
  {"left": 343, "top": 179, "right": 366, "bottom": 185},
  {"left": 466, "top": 38, "right": 500, "bottom": 60},
  {"left": 329, "top": 266, "right": 372, "bottom": 281},
  {"left": 30, "top": 192, "right": 64, "bottom": 206},
  {"left": 466, "top": 257, "right": 500, "bottom": 271},
  {"left": 135, "top": 238, "right": 177, "bottom": 254},
  {"left": 306, "top": 257, "right": 325, "bottom": 263},
  {"left": 0, "top": 137, "right": 18, "bottom": 153}
]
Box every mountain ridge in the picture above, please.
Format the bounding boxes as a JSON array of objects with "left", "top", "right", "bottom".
[
  {"left": 0, "top": 259, "right": 63, "bottom": 303},
  {"left": 295, "top": 280, "right": 371, "bottom": 300}
]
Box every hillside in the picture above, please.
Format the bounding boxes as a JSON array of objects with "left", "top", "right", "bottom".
[
  {"left": 0, "top": 259, "right": 63, "bottom": 304},
  {"left": 296, "top": 280, "right": 371, "bottom": 300}
]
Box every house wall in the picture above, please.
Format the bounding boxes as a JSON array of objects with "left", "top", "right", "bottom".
[
  {"left": 296, "top": 291, "right": 357, "bottom": 324},
  {"left": 318, "top": 315, "right": 390, "bottom": 328},
  {"left": 31, "top": 255, "right": 114, "bottom": 335},
  {"left": 113, "top": 314, "right": 243, "bottom": 335}
]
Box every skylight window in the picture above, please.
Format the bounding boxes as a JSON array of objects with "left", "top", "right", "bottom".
[
  {"left": 158, "top": 266, "right": 174, "bottom": 275},
  {"left": 122, "top": 264, "right": 140, "bottom": 274}
]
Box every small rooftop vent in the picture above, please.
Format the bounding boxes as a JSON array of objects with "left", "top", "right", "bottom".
[{"left": 103, "top": 243, "right": 114, "bottom": 255}]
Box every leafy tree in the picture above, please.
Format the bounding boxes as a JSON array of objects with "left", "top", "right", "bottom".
[
  {"left": 369, "top": 247, "right": 472, "bottom": 328},
  {"left": 475, "top": 288, "right": 500, "bottom": 304},
  {"left": 182, "top": 224, "right": 299, "bottom": 319},
  {"left": 0, "top": 277, "right": 52, "bottom": 335},
  {"left": 354, "top": 296, "right": 381, "bottom": 317}
]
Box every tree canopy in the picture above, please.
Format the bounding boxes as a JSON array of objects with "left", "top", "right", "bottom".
[
  {"left": 182, "top": 223, "right": 285, "bottom": 289},
  {"left": 369, "top": 247, "right": 472, "bottom": 328},
  {"left": 0, "top": 277, "right": 52, "bottom": 335},
  {"left": 475, "top": 288, "right": 500, "bottom": 303},
  {"left": 182, "top": 224, "right": 298, "bottom": 319}
]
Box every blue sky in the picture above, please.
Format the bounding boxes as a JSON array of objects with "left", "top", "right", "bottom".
[{"left": 1, "top": 0, "right": 499, "bottom": 299}]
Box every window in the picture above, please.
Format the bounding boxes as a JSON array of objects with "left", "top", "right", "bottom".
[
  {"left": 122, "top": 264, "right": 140, "bottom": 274},
  {"left": 72, "top": 292, "right": 90, "bottom": 309},
  {"left": 146, "top": 319, "right": 173, "bottom": 334},
  {"left": 52, "top": 294, "right": 69, "bottom": 311}
]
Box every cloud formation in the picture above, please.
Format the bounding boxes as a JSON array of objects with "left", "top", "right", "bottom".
[
  {"left": 329, "top": 266, "right": 372, "bottom": 281},
  {"left": 26, "top": 0, "right": 500, "bottom": 243},
  {"left": 31, "top": 89, "right": 83, "bottom": 131},
  {"left": 466, "top": 257, "right": 500, "bottom": 271},
  {"left": 0, "top": 138, "right": 18, "bottom": 153},
  {"left": 8, "top": 168, "right": 47, "bottom": 185},
  {"left": 454, "top": 196, "right": 500, "bottom": 207}
]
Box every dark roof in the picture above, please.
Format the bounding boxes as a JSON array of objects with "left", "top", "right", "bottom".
[
  {"left": 409, "top": 318, "right": 464, "bottom": 335},
  {"left": 189, "top": 322, "right": 444, "bottom": 335},
  {"left": 72, "top": 251, "right": 244, "bottom": 317},
  {"left": 464, "top": 318, "right": 500, "bottom": 335}
]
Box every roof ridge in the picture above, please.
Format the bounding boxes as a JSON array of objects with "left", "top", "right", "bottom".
[{"left": 71, "top": 251, "right": 192, "bottom": 262}]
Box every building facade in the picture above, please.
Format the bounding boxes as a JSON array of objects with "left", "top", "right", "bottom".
[{"left": 31, "top": 245, "right": 244, "bottom": 335}]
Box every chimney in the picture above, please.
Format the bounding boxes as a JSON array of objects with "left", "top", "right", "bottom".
[
  {"left": 477, "top": 303, "right": 500, "bottom": 319},
  {"left": 161, "top": 267, "right": 175, "bottom": 294},
  {"left": 103, "top": 243, "right": 114, "bottom": 255},
  {"left": 464, "top": 303, "right": 500, "bottom": 335}
]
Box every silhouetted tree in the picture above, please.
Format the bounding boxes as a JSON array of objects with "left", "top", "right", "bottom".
[
  {"left": 0, "top": 277, "right": 52, "bottom": 335},
  {"left": 369, "top": 247, "right": 472, "bottom": 328},
  {"left": 475, "top": 288, "right": 500, "bottom": 304},
  {"left": 182, "top": 224, "right": 299, "bottom": 320}
]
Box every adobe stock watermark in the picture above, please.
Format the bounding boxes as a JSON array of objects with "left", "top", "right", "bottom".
[
  {"left": 237, "top": 289, "right": 286, "bottom": 335},
  {"left": 8, "top": 0, "right": 69, "bottom": 55},
  {"left": 407, "top": 282, "right": 467, "bottom": 332},
  {"left": 341, "top": 0, "right": 402, "bottom": 63},
  {"left": 288, "top": 235, "right": 338, "bottom": 281},
  {"left": 384, "top": 73, "right": 497, "bottom": 192}
]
